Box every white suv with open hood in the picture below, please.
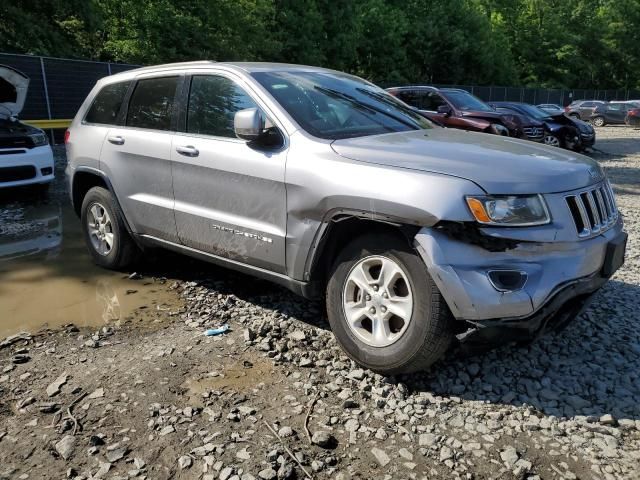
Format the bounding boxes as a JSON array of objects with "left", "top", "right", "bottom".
[{"left": 0, "top": 65, "right": 54, "bottom": 189}]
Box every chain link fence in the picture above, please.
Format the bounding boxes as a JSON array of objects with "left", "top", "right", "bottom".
[{"left": 2, "top": 52, "right": 639, "bottom": 143}]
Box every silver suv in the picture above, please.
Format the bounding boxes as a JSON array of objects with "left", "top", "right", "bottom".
[{"left": 66, "top": 62, "right": 627, "bottom": 374}]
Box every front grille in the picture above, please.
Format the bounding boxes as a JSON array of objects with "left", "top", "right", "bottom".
[
  {"left": 523, "top": 126, "right": 544, "bottom": 139},
  {"left": 0, "top": 136, "right": 34, "bottom": 149},
  {"left": 565, "top": 181, "right": 618, "bottom": 237},
  {"left": 0, "top": 166, "right": 36, "bottom": 182}
]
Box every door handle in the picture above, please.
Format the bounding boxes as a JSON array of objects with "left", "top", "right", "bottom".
[
  {"left": 176, "top": 145, "right": 199, "bottom": 157},
  {"left": 107, "top": 135, "right": 125, "bottom": 145}
]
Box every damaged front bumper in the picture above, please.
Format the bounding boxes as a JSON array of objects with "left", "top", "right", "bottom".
[{"left": 414, "top": 217, "right": 626, "bottom": 343}]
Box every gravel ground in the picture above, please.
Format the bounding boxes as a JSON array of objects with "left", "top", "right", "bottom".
[{"left": 1, "top": 126, "right": 639, "bottom": 479}]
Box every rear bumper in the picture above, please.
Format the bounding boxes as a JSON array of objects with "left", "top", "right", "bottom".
[
  {"left": 414, "top": 219, "right": 625, "bottom": 323},
  {"left": 0, "top": 145, "right": 54, "bottom": 188}
]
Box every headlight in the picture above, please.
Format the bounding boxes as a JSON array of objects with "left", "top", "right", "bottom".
[
  {"left": 466, "top": 194, "right": 550, "bottom": 226},
  {"left": 29, "top": 132, "right": 49, "bottom": 147}
]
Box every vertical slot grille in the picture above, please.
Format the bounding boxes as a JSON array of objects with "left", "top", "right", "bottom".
[{"left": 565, "top": 182, "right": 618, "bottom": 237}]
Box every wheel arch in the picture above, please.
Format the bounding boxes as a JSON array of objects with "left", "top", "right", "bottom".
[
  {"left": 304, "top": 211, "right": 422, "bottom": 292},
  {"left": 71, "top": 167, "right": 137, "bottom": 239}
]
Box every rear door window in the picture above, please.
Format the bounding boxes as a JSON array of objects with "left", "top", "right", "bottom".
[
  {"left": 186, "top": 75, "right": 258, "bottom": 138},
  {"left": 126, "top": 76, "right": 180, "bottom": 131},
  {"left": 84, "top": 81, "right": 130, "bottom": 125}
]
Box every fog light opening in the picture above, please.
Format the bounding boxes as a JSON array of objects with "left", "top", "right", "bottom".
[
  {"left": 41, "top": 167, "right": 53, "bottom": 176},
  {"left": 487, "top": 270, "right": 527, "bottom": 292}
]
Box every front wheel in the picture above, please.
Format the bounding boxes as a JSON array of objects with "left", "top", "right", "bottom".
[
  {"left": 326, "top": 233, "right": 453, "bottom": 374},
  {"left": 543, "top": 134, "right": 562, "bottom": 148},
  {"left": 592, "top": 116, "right": 605, "bottom": 127}
]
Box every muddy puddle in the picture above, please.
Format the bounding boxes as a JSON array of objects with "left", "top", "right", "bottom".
[
  {"left": 183, "top": 357, "right": 279, "bottom": 405},
  {"left": 0, "top": 182, "right": 181, "bottom": 338}
]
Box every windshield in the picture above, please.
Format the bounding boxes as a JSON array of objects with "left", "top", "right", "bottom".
[
  {"left": 514, "top": 104, "right": 551, "bottom": 120},
  {"left": 251, "top": 71, "right": 433, "bottom": 140},
  {"left": 443, "top": 90, "right": 494, "bottom": 112}
]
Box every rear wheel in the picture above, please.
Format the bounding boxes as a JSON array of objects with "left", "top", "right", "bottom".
[
  {"left": 592, "top": 116, "right": 605, "bottom": 127},
  {"left": 326, "top": 233, "right": 453, "bottom": 374},
  {"left": 81, "top": 186, "right": 137, "bottom": 269}
]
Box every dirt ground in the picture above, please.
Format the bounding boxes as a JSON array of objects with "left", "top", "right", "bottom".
[{"left": 1, "top": 126, "right": 639, "bottom": 480}]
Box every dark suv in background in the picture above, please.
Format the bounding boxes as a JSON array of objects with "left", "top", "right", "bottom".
[
  {"left": 387, "top": 86, "right": 541, "bottom": 140},
  {"left": 590, "top": 101, "right": 640, "bottom": 126},
  {"left": 490, "top": 101, "right": 596, "bottom": 151},
  {"left": 565, "top": 100, "right": 606, "bottom": 120}
]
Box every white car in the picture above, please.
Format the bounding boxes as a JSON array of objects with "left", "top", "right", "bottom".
[{"left": 0, "top": 65, "right": 54, "bottom": 189}]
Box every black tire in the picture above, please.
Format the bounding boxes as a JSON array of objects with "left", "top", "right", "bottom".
[
  {"left": 326, "top": 233, "right": 453, "bottom": 374},
  {"left": 80, "top": 186, "right": 137, "bottom": 270}
]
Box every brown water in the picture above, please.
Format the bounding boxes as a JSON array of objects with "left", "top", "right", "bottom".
[{"left": 0, "top": 164, "right": 181, "bottom": 337}]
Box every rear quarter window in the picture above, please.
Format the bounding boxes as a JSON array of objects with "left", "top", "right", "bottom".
[{"left": 84, "top": 81, "right": 131, "bottom": 125}]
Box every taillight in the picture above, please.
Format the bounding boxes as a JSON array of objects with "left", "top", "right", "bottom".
[{"left": 64, "top": 129, "right": 70, "bottom": 144}]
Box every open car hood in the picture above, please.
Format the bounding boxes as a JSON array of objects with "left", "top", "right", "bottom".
[{"left": 0, "top": 65, "right": 29, "bottom": 119}]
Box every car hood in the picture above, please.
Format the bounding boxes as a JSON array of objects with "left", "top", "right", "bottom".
[
  {"left": 331, "top": 128, "right": 604, "bottom": 194},
  {"left": 0, "top": 65, "right": 29, "bottom": 119},
  {"left": 460, "top": 110, "right": 504, "bottom": 121}
]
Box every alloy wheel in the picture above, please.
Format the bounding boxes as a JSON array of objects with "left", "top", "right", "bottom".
[
  {"left": 87, "top": 202, "right": 114, "bottom": 256},
  {"left": 342, "top": 255, "right": 413, "bottom": 347},
  {"left": 593, "top": 117, "right": 605, "bottom": 127},
  {"left": 544, "top": 135, "right": 561, "bottom": 147}
]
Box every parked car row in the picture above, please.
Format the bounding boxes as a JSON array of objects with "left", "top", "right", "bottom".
[
  {"left": 566, "top": 99, "right": 640, "bottom": 126},
  {"left": 386, "top": 86, "right": 595, "bottom": 151}
]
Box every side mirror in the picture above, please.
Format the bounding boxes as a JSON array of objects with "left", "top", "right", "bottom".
[
  {"left": 234, "top": 108, "right": 265, "bottom": 141},
  {"left": 437, "top": 104, "right": 452, "bottom": 117}
]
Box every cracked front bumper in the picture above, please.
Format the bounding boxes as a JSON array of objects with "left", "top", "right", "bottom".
[{"left": 414, "top": 218, "right": 625, "bottom": 323}]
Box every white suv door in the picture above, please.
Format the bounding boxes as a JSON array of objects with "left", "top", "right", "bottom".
[
  {"left": 170, "top": 72, "right": 288, "bottom": 273},
  {"left": 99, "top": 75, "right": 181, "bottom": 243}
]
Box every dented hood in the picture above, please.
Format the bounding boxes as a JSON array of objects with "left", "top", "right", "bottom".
[
  {"left": 331, "top": 128, "right": 603, "bottom": 194},
  {"left": 0, "top": 65, "right": 29, "bottom": 119}
]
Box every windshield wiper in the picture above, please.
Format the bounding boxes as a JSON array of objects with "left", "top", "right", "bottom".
[{"left": 314, "top": 86, "right": 417, "bottom": 129}]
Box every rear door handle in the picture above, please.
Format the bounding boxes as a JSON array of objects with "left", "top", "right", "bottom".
[
  {"left": 176, "top": 145, "right": 199, "bottom": 157},
  {"left": 107, "top": 135, "right": 125, "bottom": 145}
]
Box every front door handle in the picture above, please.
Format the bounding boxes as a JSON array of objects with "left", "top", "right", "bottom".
[
  {"left": 107, "top": 135, "right": 125, "bottom": 145},
  {"left": 176, "top": 145, "right": 199, "bottom": 157}
]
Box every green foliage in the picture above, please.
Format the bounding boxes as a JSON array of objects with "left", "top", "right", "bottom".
[{"left": 0, "top": 0, "right": 638, "bottom": 88}]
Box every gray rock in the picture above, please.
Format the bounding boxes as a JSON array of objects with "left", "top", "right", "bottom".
[
  {"left": 55, "top": 435, "right": 75, "bottom": 461},
  {"left": 439, "top": 446, "right": 453, "bottom": 462},
  {"left": 347, "top": 369, "right": 365, "bottom": 380},
  {"left": 371, "top": 447, "right": 390, "bottom": 467},
  {"left": 258, "top": 468, "right": 277, "bottom": 480},
  {"left": 311, "top": 430, "right": 335, "bottom": 448},
  {"left": 418, "top": 433, "right": 437, "bottom": 447},
  {"left": 219, "top": 467, "right": 234, "bottom": 480},
  {"left": 278, "top": 426, "right": 294, "bottom": 438},
  {"left": 106, "top": 447, "right": 127, "bottom": 463},
  {"left": 398, "top": 448, "right": 413, "bottom": 461},
  {"left": 500, "top": 446, "right": 519, "bottom": 467},
  {"left": 178, "top": 456, "right": 192, "bottom": 469},
  {"left": 47, "top": 372, "right": 69, "bottom": 397}
]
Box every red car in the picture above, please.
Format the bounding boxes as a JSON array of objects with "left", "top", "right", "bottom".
[
  {"left": 626, "top": 106, "right": 640, "bottom": 126},
  {"left": 386, "top": 86, "right": 544, "bottom": 142}
]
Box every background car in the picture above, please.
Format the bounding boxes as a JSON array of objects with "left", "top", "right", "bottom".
[
  {"left": 626, "top": 106, "right": 640, "bottom": 126},
  {"left": 0, "top": 64, "right": 54, "bottom": 189},
  {"left": 387, "top": 86, "right": 542, "bottom": 140},
  {"left": 565, "top": 100, "right": 606, "bottom": 120},
  {"left": 590, "top": 101, "right": 640, "bottom": 126},
  {"left": 490, "top": 101, "right": 595, "bottom": 151},
  {"left": 537, "top": 103, "right": 565, "bottom": 115}
]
